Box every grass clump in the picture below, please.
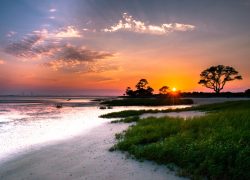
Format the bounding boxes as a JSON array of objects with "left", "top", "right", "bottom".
[
  {"left": 101, "top": 109, "right": 163, "bottom": 118},
  {"left": 100, "top": 108, "right": 192, "bottom": 118},
  {"left": 111, "top": 116, "right": 140, "bottom": 123},
  {"left": 100, "top": 100, "right": 250, "bottom": 118},
  {"left": 101, "top": 98, "right": 193, "bottom": 106},
  {"left": 113, "top": 101, "right": 250, "bottom": 180}
]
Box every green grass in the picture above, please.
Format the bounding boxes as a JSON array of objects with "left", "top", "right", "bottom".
[
  {"left": 100, "top": 108, "right": 190, "bottom": 118},
  {"left": 100, "top": 98, "right": 193, "bottom": 106},
  {"left": 100, "top": 100, "right": 250, "bottom": 118},
  {"left": 111, "top": 116, "right": 140, "bottom": 123},
  {"left": 111, "top": 100, "right": 250, "bottom": 180}
]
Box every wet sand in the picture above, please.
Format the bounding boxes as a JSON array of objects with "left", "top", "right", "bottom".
[{"left": 0, "top": 122, "right": 186, "bottom": 180}]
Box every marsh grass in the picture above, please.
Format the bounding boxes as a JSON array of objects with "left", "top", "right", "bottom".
[
  {"left": 100, "top": 108, "right": 192, "bottom": 118},
  {"left": 111, "top": 100, "right": 250, "bottom": 179},
  {"left": 100, "top": 100, "right": 250, "bottom": 118},
  {"left": 100, "top": 98, "right": 193, "bottom": 106},
  {"left": 111, "top": 116, "right": 140, "bottom": 123}
]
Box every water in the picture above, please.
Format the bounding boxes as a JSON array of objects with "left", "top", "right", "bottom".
[{"left": 0, "top": 96, "right": 192, "bottom": 163}]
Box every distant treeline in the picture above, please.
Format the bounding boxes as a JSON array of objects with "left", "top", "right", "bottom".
[
  {"left": 122, "top": 91, "right": 250, "bottom": 98},
  {"left": 180, "top": 91, "right": 250, "bottom": 98},
  {"left": 124, "top": 78, "right": 250, "bottom": 98}
]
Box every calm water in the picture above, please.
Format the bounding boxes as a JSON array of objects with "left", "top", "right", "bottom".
[{"left": 0, "top": 97, "right": 191, "bottom": 163}]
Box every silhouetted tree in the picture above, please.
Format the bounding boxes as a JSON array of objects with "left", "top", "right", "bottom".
[
  {"left": 245, "top": 89, "right": 250, "bottom": 95},
  {"left": 125, "top": 87, "right": 135, "bottom": 96},
  {"left": 135, "top": 79, "right": 148, "bottom": 90},
  {"left": 159, "top": 86, "right": 169, "bottom": 94},
  {"left": 135, "top": 79, "right": 154, "bottom": 96},
  {"left": 198, "top": 65, "right": 242, "bottom": 93},
  {"left": 146, "top": 86, "right": 154, "bottom": 95},
  {"left": 124, "top": 79, "right": 154, "bottom": 97}
]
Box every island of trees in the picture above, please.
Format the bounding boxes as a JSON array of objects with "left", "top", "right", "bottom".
[
  {"left": 124, "top": 65, "right": 248, "bottom": 98},
  {"left": 101, "top": 65, "right": 248, "bottom": 107}
]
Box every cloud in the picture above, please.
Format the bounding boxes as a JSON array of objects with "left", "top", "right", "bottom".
[
  {"left": 33, "top": 26, "right": 82, "bottom": 39},
  {"left": 49, "top": 8, "right": 57, "bottom": 12},
  {"left": 6, "top": 37, "right": 115, "bottom": 72},
  {"left": 5, "top": 29, "right": 59, "bottom": 59},
  {"left": 5, "top": 32, "right": 47, "bottom": 59},
  {"left": 43, "top": 44, "right": 114, "bottom": 72},
  {"left": 6, "top": 31, "right": 17, "bottom": 37},
  {"left": 103, "top": 13, "right": 195, "bottom": 35},
  {"left": 5, "top": 26, "right": 116, "bottom": 73},
  {"left": 43, "top": 59, "right": 118, "bottom": 73},
  {"left": 0, "top": 60, "right": 5, "bottom": 64},
  {"left": 83, "top": 76, "right": 118, "bottom": 83},
  {"left": 54, "top": 26, "right": 82, "bottom": 38},
  {"left": 5, "top": 26, "right": 82, "bottom": 59},
  {"left": 54, "top": 44, "right": 113, "bottom": 62}
]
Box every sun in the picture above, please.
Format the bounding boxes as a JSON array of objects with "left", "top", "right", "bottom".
[{"left": 172, "top": 87, "right": 177, "bottom": 92}]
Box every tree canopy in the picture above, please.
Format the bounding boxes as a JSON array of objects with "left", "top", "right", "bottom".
[
  {"left": 198, "top": 65, "right": 242, "bottom": 93},
  {"left": 125, "top": 79, "right": 154, "bottom": 97},
  {"left": 135, "top": 79, "right": 148, "bottom": 90},
  {"left": 159, "top": 86, "right": 169, "bottom": 94},
  {"left": 245, "top": 89, "right": 250, "bottom": 95}
]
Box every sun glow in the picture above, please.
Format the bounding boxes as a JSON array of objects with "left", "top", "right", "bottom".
[{"left": 172, "top": 87, "right": 177, "bottom": 92}]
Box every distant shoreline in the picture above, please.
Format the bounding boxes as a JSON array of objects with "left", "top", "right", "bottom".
[{"left": 1, "top": 96, "right": 249, "bottom": 105}]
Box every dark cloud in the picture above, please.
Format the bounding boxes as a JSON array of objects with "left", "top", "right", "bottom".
[
  {"left": 5, "top": 34, "right": 42, "bottom": 58},
  {"left": 4, "top": 29, "right": 116, "bottom": 73},
  {"left": 54, "top": 44, "right": 113, "bottom": 62},
  {"left": 42, "top": 44, "right": 115, "bottom": 72},
  {"left": 4, "top": 26, "right": 83, "bottom": 59},
  {"left": 5, "top": 32, "right": 57, "bottom": 59}
]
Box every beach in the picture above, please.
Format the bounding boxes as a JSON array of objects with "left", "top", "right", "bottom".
[
  {"left": 0, "top": 97, "right": 249, "bottom": 180},
  {"left": 0, "top": 121, "right": 186, "bottom": 180}
]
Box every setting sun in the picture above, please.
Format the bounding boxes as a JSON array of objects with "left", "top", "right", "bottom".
[{"left": 172, "top": 87, "right": 177, "bottom": 92}]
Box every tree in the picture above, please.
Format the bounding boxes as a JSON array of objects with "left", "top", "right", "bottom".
[
  {"left": 198, "top": 65, "right": 242, "bottom": 93},
  {"left": 159, "top": 86, "right": 169, "bottom": 94},
  {"left": 245, "top": 89, "right": 250, "bottom": 95},
  {"left": 135, "top": 79, "right": 148, "bottom": 90},
  {"left": 146, "top": 86, "right": 154, "bottom": 95},
  {"left": 134, "top": 79, "right": 154, "bottom": 96},
  {"left": 125, "top": 87, "right": 135, "bottom": 96},
  {"left": 124, "top": 79, "right": 154, "bottom": 97}
]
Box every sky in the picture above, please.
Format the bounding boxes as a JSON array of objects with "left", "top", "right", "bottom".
[{"left": 0, "top": 0, "right": 250, "bottom": 95}]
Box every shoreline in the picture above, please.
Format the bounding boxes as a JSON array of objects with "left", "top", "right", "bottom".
[
  {"left": 0, "top": 122, "right": 186, "bottom": 180},
  {"left": 191, "top": 97, "right": 250, "bottom": 105}
]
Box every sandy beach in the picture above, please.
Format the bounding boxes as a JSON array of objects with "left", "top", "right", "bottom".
[{"left": 0, "top": 122, "right": 186, "bottom": 180}]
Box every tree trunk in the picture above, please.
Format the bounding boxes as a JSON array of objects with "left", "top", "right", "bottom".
[{"left": 215, "top": 89, "right": 220, "bottom": 93}]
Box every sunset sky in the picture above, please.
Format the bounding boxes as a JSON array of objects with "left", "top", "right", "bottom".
[{"left": 0, "top": 0, "right": 250, "bottom": 95}]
